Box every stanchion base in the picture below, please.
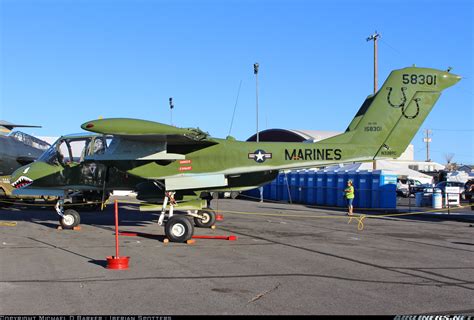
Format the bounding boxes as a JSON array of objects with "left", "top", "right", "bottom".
[{"left": 106, "top": 256, "right": 130, "bottom": 270}]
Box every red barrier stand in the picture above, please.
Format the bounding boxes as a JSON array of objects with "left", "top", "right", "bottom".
[{"left": 106, "top": 200, "right": 130, "bottom": 270}]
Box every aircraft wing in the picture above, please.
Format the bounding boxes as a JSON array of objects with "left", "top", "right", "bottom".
[
  {"left": 81, "top": 118, "right": 218, "bottom": 161},
  {"left": 81, "top": 118, "right": 215, "bottom": 144}
]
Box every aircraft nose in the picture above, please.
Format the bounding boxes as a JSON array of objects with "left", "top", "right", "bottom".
[{"left": 10, "top": 165, "right": 35, "bottom": 189}]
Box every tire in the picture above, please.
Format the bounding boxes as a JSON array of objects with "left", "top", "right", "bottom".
[
  {"left": 193, "top": 210, "right": 216, "bottom": 228},
  {"left": 165, "top": 215, "right": 194, "bottom": 242},
  {"left": 230, "top": 191, "right": 240, "bottom": 199},
  {"left": 60, "top": 209, "right": 81, "bottom": 229}
]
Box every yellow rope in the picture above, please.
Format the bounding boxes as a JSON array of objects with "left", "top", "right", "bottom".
[{"left": 1, "top": 197, "right": 472, "bottom": 232}]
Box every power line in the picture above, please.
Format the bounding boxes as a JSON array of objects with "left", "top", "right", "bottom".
[
  {"left": 431, "top": 128, "right": 474, "bottom": 132},
  {"left": 379, "top": 38, "right": 404, "bottom": 56},
  {"left": 228, "top": 80, "right": 242, "bottom": 137}
]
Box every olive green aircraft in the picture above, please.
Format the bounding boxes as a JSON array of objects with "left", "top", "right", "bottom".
[{"left": 10, "top": 66, "right": 461, "bottom": 242}]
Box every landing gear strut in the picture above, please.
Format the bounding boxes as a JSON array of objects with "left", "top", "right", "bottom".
[{"left": 55, "top": 198, "right": 80, "bottom": 229}]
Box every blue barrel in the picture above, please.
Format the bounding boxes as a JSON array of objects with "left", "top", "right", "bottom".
[
  {"left": 371, "top": 170, "right": 382, "bottom": 208},
  {"left": 326, "top": 171, "right": 337, "bottom": 206},
  {"left": 379, "top": 173, "right": 397, "bottom": 208},
  {"left": 336, "top": 171, "right": 348, "bottom": 207},
  {"left": 306, "top": 170, "right": 317, "bottom": 205},
  {"left": 316, "top": 171, "right": 326, "bottom": 205},
  {"left": 298, "top": 171, "right": 307, "bottom": 203},
  {"left": 347, "top": 171, "right": 359, "bottom": 207},
  {"left": 358, "top": 170, "right": 371, "bottom": 208}
]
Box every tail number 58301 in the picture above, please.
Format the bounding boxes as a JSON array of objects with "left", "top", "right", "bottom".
[{"left": 402, "top": 74, "right": 437, "bottom": 85}]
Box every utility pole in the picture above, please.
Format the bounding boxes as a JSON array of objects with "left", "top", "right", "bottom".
[
  {"left": 254, "top": 63, "right": 259, "bottom": 143},
  {"left": 423, "top": 129, "right": 432, "bottom": 162},
  {"left": 169, "top": 97, "right": 174, "bottom": 126},
  {"left": 367, "top": 31, "right": 381, "bottom": 170},
  {"left": 366, "top": 31, "right": 381, "bottom": 93}
]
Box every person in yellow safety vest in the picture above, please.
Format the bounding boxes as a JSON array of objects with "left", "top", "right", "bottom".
[{"left": 344, "top": 180, "right": 355, "bottom": 216}]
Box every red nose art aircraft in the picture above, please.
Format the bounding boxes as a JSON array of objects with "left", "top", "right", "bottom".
[{"left": 10, "top": 67, "right": 461, "bottom": 242}]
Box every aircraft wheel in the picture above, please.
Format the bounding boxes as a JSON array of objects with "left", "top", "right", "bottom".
[
  {"left": 60, "top": 209, "right": 81, "bottom": 229},
  {"left": 165, "top": 215, "right": 194, "bottom": 242},
  {"left": 194, "top": 210, "right": 216, "bottom": 228}
]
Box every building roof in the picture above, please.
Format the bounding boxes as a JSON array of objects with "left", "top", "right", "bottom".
[{"left": 246, "top": 129, "right": 342, "bottom": 142}]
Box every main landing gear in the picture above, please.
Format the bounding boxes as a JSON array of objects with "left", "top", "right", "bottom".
[{"left": 157, "top": 191, "right": 217, "bottom": 242}]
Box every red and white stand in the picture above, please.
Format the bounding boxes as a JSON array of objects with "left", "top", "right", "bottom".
[{"left": 106, "top": 200, "right": 130, "bottom": 270}]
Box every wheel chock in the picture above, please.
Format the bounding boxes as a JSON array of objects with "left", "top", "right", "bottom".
[
  {"left": 56, "top": 225, "right": 81, "bottom": 231},
  {"left": 163, "top": 238, "right": 169, "bottom": 244},
  {"left": 211, "top": 225, "right": 217, "bottom": 230},
  {"left": 216, "top": 213, "right": 224, "bottom": 221},
  {"left": 186, "top": 239, "right": 196, "bottom": 245}
]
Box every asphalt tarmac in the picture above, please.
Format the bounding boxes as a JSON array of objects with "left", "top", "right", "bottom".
[{"left": 1, "top": 198, "right": 473, "bottom": 315}]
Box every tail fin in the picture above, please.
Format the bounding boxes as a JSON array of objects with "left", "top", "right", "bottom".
[{"left": 320, "top": 67, "right": 461, "bottom": 159}]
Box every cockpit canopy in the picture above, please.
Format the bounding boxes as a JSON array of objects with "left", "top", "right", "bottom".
[
  {"left": 9, "top": 131, "right": 50, "bottom": 151},
  {"left": 38, "top": 134, "right": 111, "bottom": 166}
]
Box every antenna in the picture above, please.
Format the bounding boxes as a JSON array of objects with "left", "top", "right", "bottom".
[{"left": 228, "top": 80, "right": 242, "bottom": 137}]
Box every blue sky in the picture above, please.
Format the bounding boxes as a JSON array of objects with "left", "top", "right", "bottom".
[{"left": 0, "top": 0, "right": 472, "bottom": 164}]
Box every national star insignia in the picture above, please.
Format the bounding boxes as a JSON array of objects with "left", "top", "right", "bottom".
[{"left": 248, "top": 149, "right": 272, "bottom": 163}]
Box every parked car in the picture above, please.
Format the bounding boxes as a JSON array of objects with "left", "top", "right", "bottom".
[
  {"left": 464, "top": 179, "right": 474, "bottom": 196},
  {"left": 397, "top": 178, "right": 428, "bottom": 197}
]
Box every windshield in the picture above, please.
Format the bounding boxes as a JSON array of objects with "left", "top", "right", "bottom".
[
  {"left": 38, "top": 136, "right": 108, "bottom": 165},
  {"left": 9, "top": 131, "right": 50, "bottom": 150}
]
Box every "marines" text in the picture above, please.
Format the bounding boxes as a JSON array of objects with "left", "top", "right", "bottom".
[{"left": 285, "top": 149, "right": 342, "bottom": 161}]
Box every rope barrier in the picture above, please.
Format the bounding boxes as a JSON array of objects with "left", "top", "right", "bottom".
[{"left": 1, "top": 196, "right": 472, "bottom": 232}]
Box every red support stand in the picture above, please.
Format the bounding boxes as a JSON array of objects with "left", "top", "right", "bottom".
[
  {"left": 106, "top": 200, "right": 130, "bottom": 270},
  {"left": 192, "top": 235, "right": 237, "bottom": 241}
]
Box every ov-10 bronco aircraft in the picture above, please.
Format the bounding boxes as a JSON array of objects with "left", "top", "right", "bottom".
[{"left": 10, "top": 66, "right": 460, "bottom": 242}]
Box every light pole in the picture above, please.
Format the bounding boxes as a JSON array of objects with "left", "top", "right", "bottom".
[
  {"left": 366, "top": 31, "right": 381, "bottom": 94},
  {"left": 169, "top": 97, "right": 174, "bottom": 126},
  {"left": 367, "top": 31, "right": 381, "bottom": 170},
  {"left": 254, "top": 63, "right": 259, "bottom": 143}
]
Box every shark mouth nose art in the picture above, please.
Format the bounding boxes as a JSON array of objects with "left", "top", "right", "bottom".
[{"left": 11, "top": 176, "right": 34, "bottom": 189}]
